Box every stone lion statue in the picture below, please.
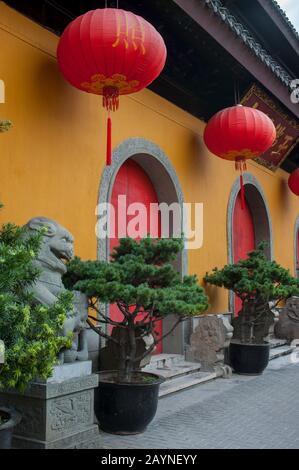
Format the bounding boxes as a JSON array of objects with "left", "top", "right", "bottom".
[
  {"left": 25, "top": 217, "right": 89, "bottom": 364},
  {"left": 275, "top": 296, "right": 299, "bottom": 343}
]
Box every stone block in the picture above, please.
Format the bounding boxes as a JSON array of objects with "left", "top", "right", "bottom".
[
  {"left": 275, "top": 297, "right": 299, "bottom": 343},
  {"left": 186, "top": 314, "right": 233, "bottom": 371},
  {"left": 0, "top": 372, "right": 100, "bottom": 449},
  {"left": 36, "top": 361, "right": 92, "bottom": 383}
]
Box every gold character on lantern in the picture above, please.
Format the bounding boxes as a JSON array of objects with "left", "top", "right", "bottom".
[{"left": 112, "top": 13, "right": 146, "bottom": 54}]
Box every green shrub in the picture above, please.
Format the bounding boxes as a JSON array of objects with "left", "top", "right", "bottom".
[{"left": 0, "top": 216, "right": 72, "bottom": 392}]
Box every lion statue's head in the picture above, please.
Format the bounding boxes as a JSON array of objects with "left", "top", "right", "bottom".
[{"left": 25, "top": 217, "right": 74, "bottom": 274}]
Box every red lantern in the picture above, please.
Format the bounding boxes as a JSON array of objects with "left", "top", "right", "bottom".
[
  {"left": 57, "top": 8, "right": 167, "bottom": 165},
  {"left": 288, "top": 169, "right": 299, "bottom": 196},
  {"left": 204, "top": 105, "right": 276, "bottom": 208}
]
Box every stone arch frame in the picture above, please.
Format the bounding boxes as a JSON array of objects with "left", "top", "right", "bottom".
[
  {"left": 97, "top": 137, "right": 188, "bottom": 354},
  {"left": 294, "top": 215, "right": 299, "bottom": 277},
  {"left": 227, "top": 172, "right": 273, "bottom": 314}
]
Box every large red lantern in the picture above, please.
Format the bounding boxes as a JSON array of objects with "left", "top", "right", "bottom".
[
  {"left": 57, "top": 8, "right": 167, "bottom": 165},
  {"left": 204, "top": 105, "right": 276, "bottom": 208},
  {"left": 288, "top": 169, "right": 299, "bottom": 196}
]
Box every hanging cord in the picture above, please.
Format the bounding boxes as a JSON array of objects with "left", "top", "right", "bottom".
[
  {"left": 234, "top": 81, "right": 238, "bottom": 106},
  {"left": 234, "top": 80, "right": 241, "bottom": 105},
  {"left": 105, "top": 0, "right": 119, "bottom": 7}
]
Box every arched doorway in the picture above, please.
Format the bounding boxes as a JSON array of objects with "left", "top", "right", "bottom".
[
  {"left": 97, "top": 138, "right": 187, "bottom": 355},
  {"left": 109, "top": 159, "right": 163, "bottom": 353},
  {"left": 228, "top": 173, "right": 273, "bottom": 316}
]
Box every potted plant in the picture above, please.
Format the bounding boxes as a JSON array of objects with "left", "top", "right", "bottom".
[
  {"left": 204, "top": 242, "right": 299, "bottom": 375},
  {"left": 0, "top": 214, "right": 72, "bottom": 449},
  {"left": 63, "top": 237, "right": 209, "bottom": 434}
]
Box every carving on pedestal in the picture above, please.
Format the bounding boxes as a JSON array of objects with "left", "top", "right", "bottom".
[
  {"left": 275, "top": 296, "right": 299, "bottom": 343},
  {"left": 49, "top": 392, "right": 92, "bottom": 435},
  {"left": 187, "top": 315, "right": 234, "bottom": 372},
  {"left": 24, "top": 217, "right": 89, "bottom": 364}
]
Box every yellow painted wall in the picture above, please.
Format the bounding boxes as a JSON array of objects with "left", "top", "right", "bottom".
[{"left": 0, "top": 3, "right": 298, "bottom": 313}]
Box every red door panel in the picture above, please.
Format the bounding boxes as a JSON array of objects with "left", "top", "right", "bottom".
[
  {"left": 233, "top": 192, "right": 255, "bottom": 316},
  {"left": 110, "top": 159, "right": 163, "bottom": 354}
]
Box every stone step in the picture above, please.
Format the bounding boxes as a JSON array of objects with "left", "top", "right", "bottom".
[
  {"left": 149, "top": 342, "right": 297, "bottom": 398},
  {"left": 269, "top": 338, "right": 288, "bottom": 349},
  {"left": 159, "top": 371, "right": 218, "bottom": 398},
  {"left": 144, "top": 354, "right": 201, "bottom": 380},
  {"left": 269, "top": 344, "right": 295, "bottom": 360},
  {"left": 146, "top": 353, "right": 185, "bottom": 369}
]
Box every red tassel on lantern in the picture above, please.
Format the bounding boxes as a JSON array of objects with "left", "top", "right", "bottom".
[
  {"left": 103, "top": 87, "right": 119, "bottom": 166},
  {"left": 106, "top": 116, "right": 112, "bottom": 166},
  {"left": 57, "top": 8, "right": 167, "bottom": 168},
  {"left": 235, "top": 158, "right": 247, "bottom": 210}
]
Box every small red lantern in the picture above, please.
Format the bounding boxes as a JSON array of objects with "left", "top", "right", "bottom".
[
  {"left": 57, "top": 8, "right": 167, "bottom": 165},
  {"left": 204, "top": 105, "right": 276, "bottom": 208},
  {"left": 288, "top": 169, "right": 299, "bottom": 196}
]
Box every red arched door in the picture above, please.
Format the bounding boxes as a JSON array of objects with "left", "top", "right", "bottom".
[
  {"left": 233, "top": 192, "right": 255, "bottom": 316},
  {"left": 110, "top": 159, "right": 163, "bottom": 354}
]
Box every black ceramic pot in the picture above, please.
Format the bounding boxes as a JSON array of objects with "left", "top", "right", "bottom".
[
  {"left": 229, "top": 341, "right": 270, "bottom": 376},
  {"left": 0, "top": 407, "right": 21, "bottom": 449},
  {"left": 95, "top": 371, "right": 164, "bottom": 435}
]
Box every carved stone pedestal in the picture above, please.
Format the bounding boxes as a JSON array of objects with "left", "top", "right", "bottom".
[{"left": 0, "top": 362, "right": 100, "bottom": 449}]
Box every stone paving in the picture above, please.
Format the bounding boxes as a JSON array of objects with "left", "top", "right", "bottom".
[{"left": 98, "top": 356, "right": 299, "bottom": 449}]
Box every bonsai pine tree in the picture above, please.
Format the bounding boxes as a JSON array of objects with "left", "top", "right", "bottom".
[
  {"left": 0, "top": 212, "right": 72, "bottom": 392},
  {"left": 204, "top": 242, "right": 299, "bottom": 344},
  {"left": 63, "top": 237, "right": 209, "bottom": 380}
]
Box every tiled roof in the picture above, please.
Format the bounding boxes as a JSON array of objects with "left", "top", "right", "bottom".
[
  {"left": 205, "top": 0, "right": 294, "bottom": 88},
  {"left": 269, "top": 0, "right": 299, "bottom": 42}
]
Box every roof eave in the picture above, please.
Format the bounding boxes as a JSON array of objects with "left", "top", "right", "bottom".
[{"left": 256, "top": 0, "right": 299, "bottom": 57}]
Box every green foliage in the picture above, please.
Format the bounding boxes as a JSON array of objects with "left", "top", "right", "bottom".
[
  {"left": 205, "top": 242, "right": 299, "bottom": 343},
  {"left": 204, "top": 242, "right": 299, "bottom": 304},
  {"left": 0, "top": 120, "right": 12, "bottom": 133},
  {"left": 0, "top": 217, "right": 72, "bottom": 392},
  {"left": 64, "top": 237, "right": 209, "bottom": 376}
]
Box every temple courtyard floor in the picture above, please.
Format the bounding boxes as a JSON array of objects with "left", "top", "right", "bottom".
[{"left": 98, "top": 355, "right": 299, "bottom": 449}]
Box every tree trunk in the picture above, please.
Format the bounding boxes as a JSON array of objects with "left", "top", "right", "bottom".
[{"left": 232, "top": 297, "right": 275, "bottom": 344}]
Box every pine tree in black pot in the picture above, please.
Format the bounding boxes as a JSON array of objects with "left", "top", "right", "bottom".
[
  {"left": 205, "top": 242, "right": 299, "bottom": 375},
  {"left": 64, "top": 237, "right": 209, "bottom": 434}
]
